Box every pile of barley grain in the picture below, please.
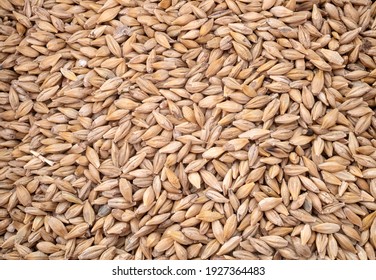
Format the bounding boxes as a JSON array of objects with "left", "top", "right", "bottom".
[{"left": 0, "top": 0, "right": 376, "bottom": 260}]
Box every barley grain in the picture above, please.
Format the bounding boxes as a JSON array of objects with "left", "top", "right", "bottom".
[{"left": 1, "top": 0, "right": 376, "bottom": 261}]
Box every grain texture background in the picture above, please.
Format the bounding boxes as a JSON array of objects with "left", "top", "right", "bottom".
[{"left": 1, "top": 0, "right": 376, "bottom": 260}]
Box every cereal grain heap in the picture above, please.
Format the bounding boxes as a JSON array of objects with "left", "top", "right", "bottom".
[{"left": 1, "top": 0, "right": 376, "bottom": 260}]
